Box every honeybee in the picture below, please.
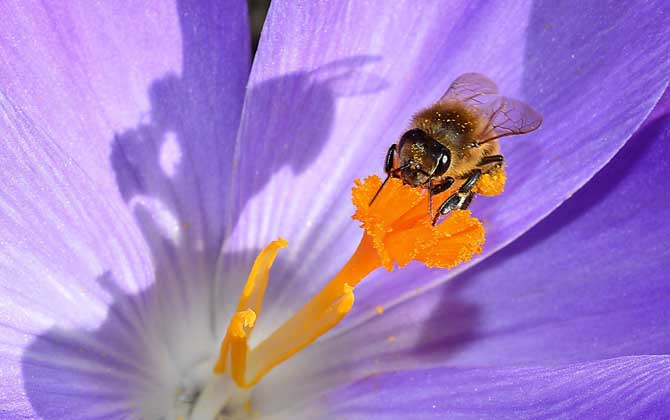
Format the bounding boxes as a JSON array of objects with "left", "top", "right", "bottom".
[{"left": 370, "top": 73, "right": 542, "bottom": 225}]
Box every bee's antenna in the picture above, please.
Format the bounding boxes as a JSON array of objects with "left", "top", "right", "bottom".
[
  {"left": 369, "top": 163, "right": 410, "bottom": 206},
  {"left": 369, "top": 174, "right": 390, "bottom": 206},
  {"left": 428, "top": 177, "right": 433, "bottom": 216}
]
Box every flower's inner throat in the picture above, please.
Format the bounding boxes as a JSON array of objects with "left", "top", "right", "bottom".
[{"left": 212, "top": 175, "right": 489, "bottom": 392}]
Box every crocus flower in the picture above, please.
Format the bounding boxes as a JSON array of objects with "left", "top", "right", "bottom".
[{"left": 1, "top": 1, "right": 669, "bottom": 419}]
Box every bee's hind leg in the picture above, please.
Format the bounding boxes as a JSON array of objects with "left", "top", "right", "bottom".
[
  {"left": 432, "top": 169, "right": 481, "bottom": 225},
  {"left": 431, "top": 155, "right": 503, "bottom": 223},
  {"left": 460, "top": 192, "right": 475, "bottom": 210}
]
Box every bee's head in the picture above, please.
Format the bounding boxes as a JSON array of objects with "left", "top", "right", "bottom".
[{"left": 397, "top": 129, "right": 451, "bottom": 186}]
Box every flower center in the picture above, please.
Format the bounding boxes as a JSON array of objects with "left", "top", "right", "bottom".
[{"left": 186, "top": 174, "right": 496, "bottom": 419}]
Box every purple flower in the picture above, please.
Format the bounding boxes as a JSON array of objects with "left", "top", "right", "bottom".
[{"left": 1, "top": 1, "right": 669, "bottom": 419}]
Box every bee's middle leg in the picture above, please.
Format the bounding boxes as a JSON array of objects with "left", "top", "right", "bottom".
[{"left": 478, "top": 154, "right": 504, "bottom": 167}]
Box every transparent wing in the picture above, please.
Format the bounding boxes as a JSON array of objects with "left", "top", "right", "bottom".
[
  {"left": 440, "top": 73, "right": 499, "bottom": 104},
  {"left": 440, "top": 73, "right": 542, "bottom": 143},
  {"left": 476, "top": 96, "right": 543, "bottom": 143}
]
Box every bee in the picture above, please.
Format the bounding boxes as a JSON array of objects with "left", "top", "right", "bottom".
[{"left": 370, "top": 73, "right": 542, "bottom": 225}]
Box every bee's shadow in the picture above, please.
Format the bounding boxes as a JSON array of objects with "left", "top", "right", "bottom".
[{"left": 109, "top": 51, "right": 386, "bottom": 275}]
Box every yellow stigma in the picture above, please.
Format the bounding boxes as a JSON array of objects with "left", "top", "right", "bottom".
[{"left": 214, "top": 176, "right": 486, "bottom": 389}]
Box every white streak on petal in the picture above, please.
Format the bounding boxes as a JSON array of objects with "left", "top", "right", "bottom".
[
  {"left": 159, "top": 131, "right": 182, "bottom": 178},
  {"left": 129, "top": 196, "right": 182, "bottom": 245}
]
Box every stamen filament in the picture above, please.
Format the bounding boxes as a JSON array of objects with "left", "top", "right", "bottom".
[{"left": 245, "top": 234, "right": 379, "bottom": 386}]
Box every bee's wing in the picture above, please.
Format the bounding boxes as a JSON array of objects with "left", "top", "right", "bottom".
[
  {"left": 441, "top": 73, "right": 542, "bottom": 144},
  {"left": 440, "top": 73, "right": 499, "bottom": 104},
  {"left": 474, "top": 96, "right": 543, "bottom": 144}
]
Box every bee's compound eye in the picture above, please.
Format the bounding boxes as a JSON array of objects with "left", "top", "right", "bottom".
[
  {"left": 432, "top": 145, "right": 451, "bottom": 176},
  {"left": 403, "top": 128, "right": 427, "bottom": 139}
]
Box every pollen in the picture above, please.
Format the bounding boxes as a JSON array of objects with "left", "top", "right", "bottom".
[
  {"left": 213, "top": 176, "right": 485, "bottom": 390},
  {"left": 473, "top": 166, "right": 506, "bottom": 196}
]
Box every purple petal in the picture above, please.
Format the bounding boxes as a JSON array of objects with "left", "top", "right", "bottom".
[
  {"left": 305, "top": 95, "right": 670, "bottom": 384},
  {"left": 319, "top": 355, "right": 670, "bottom": 419},
  {"left": 0, "top": 2, "right": 250, "bottom": 418},
  {"left": 224, "top": 0, "right": 670, "bottom": 330}
]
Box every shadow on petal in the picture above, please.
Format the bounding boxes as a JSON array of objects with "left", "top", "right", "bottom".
[
  {"left": 21, "top": 243, "right": 266, "bottom": 420},
  {"left": 21, "top": 11, "right": 387, "bottom": 418},
  {"left": 22, "top": 272, "right": 152, "bottom": 419},
  {"left": 410, "top": 277, "right": 481, "bottom": 362},
  {"left": 110, "top": 55, "right": 386, "bottom": 281}
]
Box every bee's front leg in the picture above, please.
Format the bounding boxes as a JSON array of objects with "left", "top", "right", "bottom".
[
  {"left": 429, "top": 177, "right": 455, "bottom": 195},
  {"left": 432, "top": 169, "right": 481, "bottom": 225},
  {"left": 384, "top": 144, "right": 398, "bottom": 175},
  {"left": 428, "top": 177, "right": 455, "bottom": 218}
]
